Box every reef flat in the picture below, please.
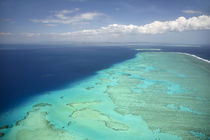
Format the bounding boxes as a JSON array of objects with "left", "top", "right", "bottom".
[{"left": 0, "top": 52, "right": 209, "bottom": 140}]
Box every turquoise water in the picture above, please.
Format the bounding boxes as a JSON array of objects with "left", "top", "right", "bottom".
[{"left": 0, "top": 52, "right": 210, "bottom": 140}]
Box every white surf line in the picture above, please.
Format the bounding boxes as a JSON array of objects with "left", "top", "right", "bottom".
[
  {"left": 178, "top": 52, "right": 210, "bottom": 64},
  {"left": 136, "top": 48, "right": 162, "bottom": 51}
]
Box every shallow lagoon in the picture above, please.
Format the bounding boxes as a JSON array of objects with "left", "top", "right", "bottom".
[{"left": 0, "top": 52, "right": 210, "bottom": 140}]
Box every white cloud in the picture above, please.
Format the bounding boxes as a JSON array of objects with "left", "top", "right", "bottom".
[
  {"left": 17, "top": 15, "right": 210, "bottom": 43},
  {"left": 182, "top": 10, "right": 202, "bottom": 14},
  {"left": 45, "top": 24, "right": 57, "bottom": 27},
  {"left": 21, "top": 33, "right": 41, "bottom": 37},
  {"left": 31, "top": 9, "right": 102, "bottom": 25},
  {"left": 62, "top": 15, "right": 210, "bottom": 36},
  {"left": 0, "top": 32, "right": 12, "bottom": 36},
  {"left": 55, "top": 8, "right": 80, "bottom": 19}
]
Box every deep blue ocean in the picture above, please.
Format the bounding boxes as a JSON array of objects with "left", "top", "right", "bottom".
[
  {"left": 0, "top": 45, "right": 137, "bottom": 112},
  {"left": 0, "top": 44, "right": 210, "bottom": 113}
]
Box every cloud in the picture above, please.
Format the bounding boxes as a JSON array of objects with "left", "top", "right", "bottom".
[
  {"left": 2, "top": 18, "right": 16, "bottom": 24},
  {"left": 13, "top": 15, "right": 210, "bottom": 43},
  {"left": 182, "top": 10, "right": 202, "bottom": 14},
  {"left": 0, "top": 32, "right": 12, "bottom": 36},
  {"left": 21, "top": 33, "right": 41, "bottom": 37},
  {"left": 64, "top": 15, "right": 210, "bottom": 36},
  {"left": 31, "top": 9, "right": 102, "bottom": 25},
  {"left": 45, "top": 24, "right": 57, "bottom": 27},
  {"left": 54, "top": 8, "right": 80, "bottom": 19}
]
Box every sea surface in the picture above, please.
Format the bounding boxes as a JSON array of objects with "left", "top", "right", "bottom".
[
  {"left": 0, "top": 44, "right": 210, "bottom": 140},
  {"left": 0, "top": 45, "right": 137, "bottom": 112}
]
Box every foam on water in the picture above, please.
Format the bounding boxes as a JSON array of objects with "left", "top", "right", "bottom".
[{"left": 178, "top": 52, "right": 210, "bottom": 63}]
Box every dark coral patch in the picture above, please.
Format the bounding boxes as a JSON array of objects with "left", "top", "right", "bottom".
[
  {"left": 33, "top": 103, "right": 52, "bottom": 108},
  {"left": 0, "top": 132, "right": 5, "bottom": 137},
  {"left": 86, "top": 87, "right": 94, "bottom": 90},
  {"left": 0, "top": 125, "right": 9, "bottom": 130}
]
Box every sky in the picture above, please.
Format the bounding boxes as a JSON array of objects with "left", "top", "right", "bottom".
[{"left": 0, "top": 0, "right": 210, "bottom": 44}]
